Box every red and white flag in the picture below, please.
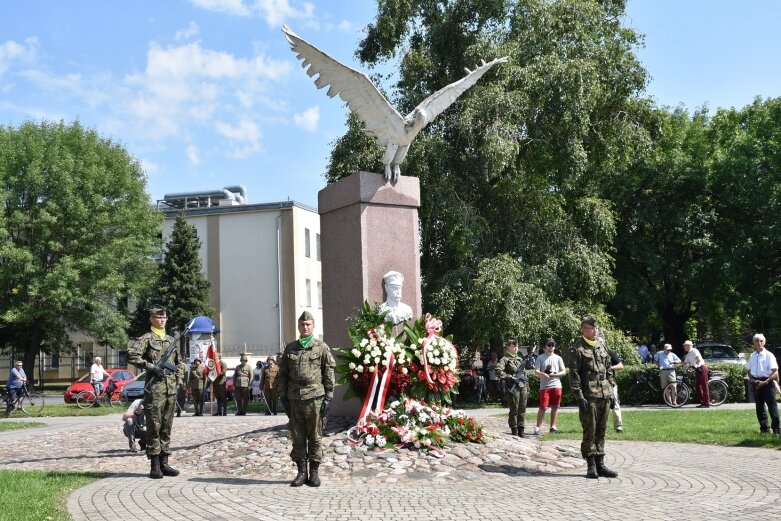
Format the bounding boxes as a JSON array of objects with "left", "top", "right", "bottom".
[{"left": 204, "top": 340, "right": 221, "bottom": 382}]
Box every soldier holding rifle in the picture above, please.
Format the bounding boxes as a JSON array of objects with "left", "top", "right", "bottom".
[{"left": 496, "top": 339, "right": 528, "bottom": 437}]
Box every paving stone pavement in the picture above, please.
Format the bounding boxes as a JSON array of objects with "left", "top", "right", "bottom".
[{"left": 1, "top": 406, "right": 780, "bottom": 520}]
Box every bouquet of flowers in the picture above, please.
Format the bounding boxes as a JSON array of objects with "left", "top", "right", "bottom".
[
  {"left": 348, "top": 398, "right": 485, "bottom": 454},
  {"left": 335, "top": 302, "right": 412, "bottom": 400},
  {"left": 405, "top": 314, "right": 460, "bottom": 404}
]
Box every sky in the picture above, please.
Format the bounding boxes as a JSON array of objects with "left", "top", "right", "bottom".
[{"left": 1, "top": 1, "right": 780, "bottom": 209}]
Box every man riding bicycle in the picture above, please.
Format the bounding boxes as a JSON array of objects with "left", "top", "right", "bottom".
[
  {"left": 90, "top": 357, "right": 112, "bottom": 407},
  {"left": 6, "top": 361, "right": 27, "bottom": 414}
]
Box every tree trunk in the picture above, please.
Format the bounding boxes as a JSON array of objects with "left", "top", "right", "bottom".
[{"left": 659, "top": 301, "right": 694, "bottom": 358}]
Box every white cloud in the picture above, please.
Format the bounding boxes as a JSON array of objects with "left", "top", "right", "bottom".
[
  {"left": 188, "top": 0, "right": 250, "bottom": 16},
  {"left": 141, "top": 158, "right": 161, "bottom": 175},
  {"left": 175, "top": 21, "right": 200, "bottom": 42},
  {"left": 0, "top": 37, "right": 38, "bottom": 77},
  {"left": 293, "top": 105, "right": 319, "bottom": 132},
  {"left": 215, "top": 118, "right": 262, "bottom": 157},
  {"left": 186, "top": 144, "right": 201, "bottom": 166}
]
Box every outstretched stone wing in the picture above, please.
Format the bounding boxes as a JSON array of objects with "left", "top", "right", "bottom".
[{"left": 283, "top": 25, "right": 405, "bottom": 145}]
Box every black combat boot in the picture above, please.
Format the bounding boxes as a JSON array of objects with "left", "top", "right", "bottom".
[
  {"left": 159, "top": 454, "right": 180, "bottom": 477},
  {"left": 290, "top": 460, "right": 307, "bottom": 487},
  {"left": 517, "top": 428, "right": 524, "bottom": 438},
  {"left": 595, "top": 455, "right": 618, "bottom": 478},
  {"left": 586, "top": 456, "right": 598, "bottom": 479},
  {"left": 149, "top": 455, "right": 163, "bottom": 479},
  {"left": 307, "top": 461, "right": 321, "bottom": 487},
  {"left": 510, "top": 427, "right": 518, "bottom": 435}
]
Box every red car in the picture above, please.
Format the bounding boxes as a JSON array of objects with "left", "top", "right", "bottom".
[{"left": 63, "top": 368, "right": 136, "bottom": 403}]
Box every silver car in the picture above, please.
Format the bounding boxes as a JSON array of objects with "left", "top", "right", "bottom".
[{"left": 695, "top": 342, "right": 746, "bottom": 366}]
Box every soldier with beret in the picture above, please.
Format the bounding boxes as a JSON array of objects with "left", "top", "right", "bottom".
[
  {"left": 188, "top": 358, "right": 206, "bottom": 416},
  {"left": 495, "top": 339, "right": 528, "bottom": 437},
  {"left": 127, "top": 305, "right": 183, "bottom": 479},
  {"left": 233, "top": 354, "right": 252, "bottom": 415},
  {"left": 278, "top": 311, "right": 335, "bottom": 487},
  {"left": 569, "top": 315, "right": 618, "bottom": 479}
]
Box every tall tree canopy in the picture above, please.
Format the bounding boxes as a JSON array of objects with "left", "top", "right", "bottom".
[
  {"left": 0, "top": 120, "right": 161, "bottom": 374},
  {"left": 328, "top": 0, "right": 648, "bottom": 348}
]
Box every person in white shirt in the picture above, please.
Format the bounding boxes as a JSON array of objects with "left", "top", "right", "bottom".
[
  {"left": 747, "top": 333, "right": 779, "bottom": 435},
  {"left": 90, "top": 357, "right": 111, "bottom": 398},
  {"left": 533, "top": 338, "right": 566, "bottom": 435},
  {"left": 682, "top": 340, "right": 710, "bottom": 407},
  {"left": 122, "top": 399, "right": 146, "bottom": 452}
]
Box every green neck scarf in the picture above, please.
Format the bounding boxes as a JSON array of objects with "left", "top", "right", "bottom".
[{"left": 299, "top": 335, "right": 314, "bottom": 348}]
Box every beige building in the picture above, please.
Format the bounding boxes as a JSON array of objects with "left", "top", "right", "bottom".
[{"left": 160, "top": 188, "right": 322, "bottom": 363}]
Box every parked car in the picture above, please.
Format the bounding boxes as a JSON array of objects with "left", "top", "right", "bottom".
[
  {"left": 695, "top": 342, "right": 746, "bottom": 366},
  {"left": 120, "top": 371, "right": 147, "bottom": 401},
  {"left": 63, "top": 368, "right": 136, "bottom": 403}
]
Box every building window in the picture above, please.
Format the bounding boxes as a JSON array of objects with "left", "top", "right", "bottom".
[
  {"left": 306, "top": 279, "right": 312, "bottom": 307},
  {"left": 317, "top": 281, "right": 323, "bottom": 308},
  {"left": 79, "top": 342, "right": 94, "bottom": 369},
  {"left": 50, "top": 353, "right": 60, "bottom": 370},
  {"left": 316, "top": 233, "right": 321, "bottom": 261},
  {"left": 305, "top": 228, "right": 311, "bottom": 258}
]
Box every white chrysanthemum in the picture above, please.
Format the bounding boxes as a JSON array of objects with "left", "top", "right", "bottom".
[
  {"left": 369, "top": 366, "right": 375, "bottom": 372},
  {"left": 401, "top": 367, "right": 408, "bottom": 374},
  {"left": 356, "top": 365, "right": 363, "bottom": 372},
  {"left": 352, "top": 348, "right": 361, "bottom": 358},
  {"left": 360, "top": 339, "right": 369, "bottom": 347},
  {"left": 353, "top": 373, "right": 359, "bottom": 379},
  {"left": 348, "top": 362, "right": 356, "bottom": 370},
  {"left": 376, "top": 435, "right": 386, "bottom": 446},
  {"left": 369, "top": 340, "right": 377, "bottom": 347},
  {"left": 382, "top": 360, "right": 389, "bottom": 367},
  {"left": 365, "top": 434, "right": 375, "bottom": 446},
  {"left": 374, "top": 357, "right": 380, "bottom": 364}
]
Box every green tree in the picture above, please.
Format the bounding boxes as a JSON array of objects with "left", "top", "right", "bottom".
[
  {"left": 0, "top": 120, "right": 161, "bottom": 376},
  {"left": 153, "top": 215, "right": 214, "bottom": 334},
  {"left": 327, "top": 0, "right": 647, "bottom": 346}
]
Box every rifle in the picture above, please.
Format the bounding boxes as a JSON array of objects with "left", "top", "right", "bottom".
[
  {"left": 508, "top": 364, "right": 528, "bottom": 393},
  {"left": 144, "top": 318, "right": 195, "bottom": 392}
]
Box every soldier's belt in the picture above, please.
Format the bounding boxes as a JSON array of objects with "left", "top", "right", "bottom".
[{"left": 295, "top": 379, "right": 316, "bottom": 385}]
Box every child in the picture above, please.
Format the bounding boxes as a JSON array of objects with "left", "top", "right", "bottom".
[{"left": 251, "top": 375, "right": 261, "bottom": 402}]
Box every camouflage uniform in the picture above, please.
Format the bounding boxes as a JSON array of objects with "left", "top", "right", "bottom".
[
  {"left": 212, "top": 360, "right": 228, "bottom": 416},
  {"left": 128, "top": 330, "right": 182, "bottom": 457},
  {"left": 569, "top": 338, "right": 615, "bottom": 459},
  {"left": 262, "top": 362, "right": 280, "bottom": 415},
  {"left": 188, "top": 361, "right": 206, "bottom": 416},
  {"left": 233, "top": 361, "right": 252, "bottom": 415},
  {"left": 278, "top": 338, "right": 335, "bottom": 463},
  {"left": 496, "top": 353, "right": 528, "bottom": 435}
]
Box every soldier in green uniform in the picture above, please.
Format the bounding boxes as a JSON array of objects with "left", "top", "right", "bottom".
[
  {"left": 212, "top": 355, "right": 228, "bottom": 416},
  {"left": 278, "top": 311, "right": 335, "bottom": 488},
  {"left": 127, "top": 305, "right": 183, "bottom": 479},
  {"left": 495, "top": 339, "right": 528, "bottom": 437},
  {"left": 569, "top": 315, "right": 619, "bottom": 479},
  {"left": 233, "top": 355, "right": 252, "bottom": 415},
  {"left": 188, "top": 358, "right": 206, "bottom": 416}
]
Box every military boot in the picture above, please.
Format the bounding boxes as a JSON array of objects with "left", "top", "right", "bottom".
[
  {"left": 595, "top": 455, "right": 618, "bottom": 478},
  {"left": 290, "top": 460, "right": 307, "bottom": 487},
  {"left": 585, "top": 456, "right": 598, "bottom": 479},
  {"left": 159, "top": 454, "right": 180, "bottom": 477},
  {"left": 307, "top": 461, "right": 321, "bottom": 487},
  {"left": 517, "top": 428, "right": 524, "bottom": 438},
  {"left": 149, "top": 455, "right": 163, "bottom": 479},
  {"left": 510, "top": 427, "right": 518, "bottom": 435}
]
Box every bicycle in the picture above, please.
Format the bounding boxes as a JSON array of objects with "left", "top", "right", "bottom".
[
  {"left": 3, "top": 383, "right": 45, "bottom": 417},
  {"left": 678, "top": 368, "right": 729, "bottom": 407},
  {"left": 626, "top": 371, "right": 688, "bottom": 408},
  {"left": 75, "top": 379, "right": 126, "bottom": 409}
]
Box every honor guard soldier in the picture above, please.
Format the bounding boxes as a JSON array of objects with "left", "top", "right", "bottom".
[
  {"left": 188, "top": 358, "right": 206, "bottom": 416},
  {"left": 233, "top": 354, "right": 252, "bottom": 415},
  {"left": 495, "top": 339, "right": 529, "bottom": 437}
]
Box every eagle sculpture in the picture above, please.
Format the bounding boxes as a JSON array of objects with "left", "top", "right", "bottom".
[{"left": 283, "top": 25, "right": 509, "bottom": 182}]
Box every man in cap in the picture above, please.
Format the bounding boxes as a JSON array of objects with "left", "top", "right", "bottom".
[
  {"left": 278, "top": 310, "right": 335, "bottom": 488},
  {"left": 379, "top": 270, "right": 414, "bottom": 324},
  {"left": 656, "top": 343, "right": 681, "bottom": 406},
  {"left": 495, "top": 339, "right": 528, "bottom": 437},
  {"left": 128, "top": 305, "right": 183, "bottom": 479},
  {"left": 188, "top": 358, "right": 206, "bottom": 416},
  {"left": 233, "top": 354, "right": 252, "bottom": 415},
  {"left": 682, "top": 340, "right": 710, "bottom": 408},
  {"left": 569, "top": 315, "right": 618, "bottom": 479}
]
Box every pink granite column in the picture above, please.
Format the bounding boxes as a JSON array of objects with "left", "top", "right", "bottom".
[{"left": 318, "top": 171, "right": 421, "bottom": 417}]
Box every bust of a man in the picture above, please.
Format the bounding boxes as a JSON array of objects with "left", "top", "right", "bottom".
[{"left": 379, "top": 270, "right": 414, "bottom": 325}]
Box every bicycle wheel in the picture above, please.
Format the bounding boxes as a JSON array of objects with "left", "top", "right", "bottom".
[
  {"left": 708, "top": 379, "right": 729, "bottom": 406},
  {"left": 110, "top": 393, "right": 126, "bottom": 408},
  {"left": 664, "top": 382, "right": 689, "bottom": 408},
  {"left": 76, "top": 390, "right": 97, "bottom": 409},
  {"left": 21, "top": 393, "right": 44, "bottom": 414},
  {"left": 627, "top": 384, "right": 650, "bottom": 406}
]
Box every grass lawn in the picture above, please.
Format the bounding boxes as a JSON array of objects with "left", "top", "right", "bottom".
[
  {"left": 0, "top": 470, "right": 102, "bottom": 521},
  {"left": 0, "top": 421, "right": 45, "bottom": 432},
  {"left": 531, "top": 408, "right": 781, "bottom": 448},
  {"left": 3, "top": 403, "right": 122, "bottom": 419}
]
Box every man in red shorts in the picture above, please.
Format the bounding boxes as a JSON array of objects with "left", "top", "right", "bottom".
[{"left": 533, "top": 338, "right": 566, "bottom": 435}]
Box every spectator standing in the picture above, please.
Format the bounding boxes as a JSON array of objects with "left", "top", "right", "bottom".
[
  {"left": 648, "top": 344, "right": 658, "bottom": 364},
  {"left": 233, "top": 355, "right": 252, "bottom": 415},
  {"left": 122, "top": 399, "right": 146, "bottom": 452},
  {"left": 682, "top": 340, "right": 710, "bottom": 407},
  {"left": 569, "top": 315, "right": 618, "bottom": 479},
  {"left": 253, "top": 360, "right": 264, "bottom": 386},
  {"left": 251, "top": 375, "right": 261, "bottom": 402},
  {"left": 90, "top": 357, "right": 111, "bottom": 402},
  {"left": 608, "top": 349, "right": 624, "bottom": 432},
  {"left": 656, "top": 344, "right": 681, "bottom": 406},
  {"left": 533, "top": 338, "right": 566, "bottom": 435},
  {"left": 747, "top": 333, "right": 780, "bottom": 436},
  {"left": 637, "top": 342, "right": 650, "bottom": 363},
  {"left": 485, "top": 351, "right": 500, "bottom": 402},
  {"left": 6, "top": 361, "right": 27, "bottom": 414},
  {"left": 496, "top": 339, "right": 528, "bottom": 437},
  {"left": 263, "top": 356, "right": 280, "bottom": 415}
]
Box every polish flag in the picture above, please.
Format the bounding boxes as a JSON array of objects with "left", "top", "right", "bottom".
[{"left": 204, "top": 341, "right": 221, "bottom": 382}]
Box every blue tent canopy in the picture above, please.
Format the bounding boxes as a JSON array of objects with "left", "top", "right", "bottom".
[{"left": 188, "top": 316, "right": 220, "bottom": 334}]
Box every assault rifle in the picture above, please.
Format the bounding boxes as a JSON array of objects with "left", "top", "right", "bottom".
[
  {"left": 508, "top": 364, "right": 529, "bottom": 393},
  {"left": 144, "top": 318, "right": 195, "bottom": 392}
]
